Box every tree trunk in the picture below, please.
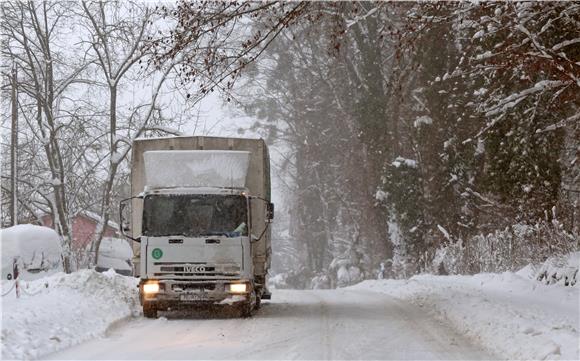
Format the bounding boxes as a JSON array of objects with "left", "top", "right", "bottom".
[{"left": 91, "top": 85, "right": 118, "bottom": 267}]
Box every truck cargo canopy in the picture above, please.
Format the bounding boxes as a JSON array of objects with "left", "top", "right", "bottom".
[{"left": 143, "top": 150, "right": 250, "bottom": 189}]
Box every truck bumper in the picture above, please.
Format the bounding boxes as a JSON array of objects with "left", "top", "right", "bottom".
[{"left": 139, "top": 279, "right": 251, "bottom": 308}]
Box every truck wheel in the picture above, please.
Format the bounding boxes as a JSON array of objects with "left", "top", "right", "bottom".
[
  {"left": 255, "top": 296, "right": 261, "bottom": 310},
  {"left": 239, "top": 302, "right": 254, "bottom": 318},
  {"left": 237, "top": 290, "right": 257, "bottom": 317},
  {"left": 143, "top": 302, "right": 157, "bottom": 319}
]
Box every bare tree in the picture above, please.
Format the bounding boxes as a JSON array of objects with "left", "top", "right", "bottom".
[
  {"left": 0, "top": 1, "right": 96, "bottom": 272},
  {"left": 80, "top": 0, "right": 183, "bottom": 265}
]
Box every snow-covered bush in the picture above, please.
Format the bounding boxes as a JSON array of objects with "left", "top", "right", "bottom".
[
  {"left": 376, "top": 159, "right": 425, "bottom": 279},
  {"left": 310, "top": 272, "right": 331, "bottom": 289},
  {"left": 536, "top": 252, "right": 578, "bottom": 287},
  {"left": 329, "top": 251, "right": 366, "bottom": 287},
  {"left": 268, "top": 273, "right": 288, "bottom": 289},
  {"left": 431, "top": 240, "right": 465, "bottom": 275},
  {"left": 335, "top": 265, "right": 363, "bottom": 287},
  {"left": 432, "top": 221, "right": 578, "bottom": 278},
  {"left": 270, "top": 267, "right": 314, "bottom": 289}
]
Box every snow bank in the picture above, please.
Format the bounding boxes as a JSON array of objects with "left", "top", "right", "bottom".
[
  {"left": 1, "top": 269, "right": 139, "bottom": 360},
  {"left": 350, "top": 271, "right": 579, "bottom": 360}
]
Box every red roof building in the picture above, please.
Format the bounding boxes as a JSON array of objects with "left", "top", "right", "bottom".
[{"left": 39, "top": 212, "right": 121, "bottom": 251}]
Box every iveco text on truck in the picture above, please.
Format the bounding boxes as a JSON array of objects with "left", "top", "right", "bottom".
[{"left": 120, "top": 136, "right": 273, "bottom": 318}]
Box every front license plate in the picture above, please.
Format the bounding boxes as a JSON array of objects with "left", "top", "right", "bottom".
[{"left": 180, "top": 293, "right": 207, "bottom": 301}]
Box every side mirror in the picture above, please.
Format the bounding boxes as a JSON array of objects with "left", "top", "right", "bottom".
[
  {"left": 266, "top": 202, "right": 274, "bottom": 222},
  {"left": 119, "top": 195, "right": 142, "bottom": 242},
  {"left": 120, "top": 202, "right": 130, "bottom": 233},
  {"left": 248, "top": 195, "right": 274, "bottom": 223}
]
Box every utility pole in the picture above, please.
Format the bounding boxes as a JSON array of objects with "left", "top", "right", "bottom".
[{"left": 10, "top": 65, "right": 18, "bottom": 226}]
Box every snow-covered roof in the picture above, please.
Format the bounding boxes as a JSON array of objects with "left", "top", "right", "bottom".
[
  {"left": 82, "top": 211, "right": 120, "bottom": 230},
  {"left": 38, "top": 211, "right": 120, "bottom": 230}
]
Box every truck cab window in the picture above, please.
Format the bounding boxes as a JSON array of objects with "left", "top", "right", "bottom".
[{"left": 142, "top": 194, "right": 248, "bottom": 237}]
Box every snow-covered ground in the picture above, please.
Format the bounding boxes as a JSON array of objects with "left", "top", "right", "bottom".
[
  {"left": 2, "top": 261, "right": 578, "bottom": 360},
  {"left": 46, "top": 289, "right": 490, "bottom": 360},
  {"left": 1, "top": 269, "right": 139, "bottom": 360},
  {"left": 350, "top": 271, "right": 579, "bottom": 360}
]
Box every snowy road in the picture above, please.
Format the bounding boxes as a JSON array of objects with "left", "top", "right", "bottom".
[{"left": 45, "top": 289, "right": 492, "bottom": 360}]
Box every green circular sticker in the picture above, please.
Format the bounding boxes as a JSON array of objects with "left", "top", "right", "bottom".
[{"left": 151, "top": 248, "right": 163, "bottom": 260}]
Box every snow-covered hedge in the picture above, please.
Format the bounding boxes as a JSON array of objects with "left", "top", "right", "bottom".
[
  {"left": 431, "top": 221, "right": 578, "bottom": 283},
  {"left": 536, "top": 252, "right": 578, "bottom": 286}
]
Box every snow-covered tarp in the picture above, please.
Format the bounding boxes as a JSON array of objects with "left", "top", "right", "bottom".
[
  {"left": 0, "top": 225, "right": 63, "bottom": 281},
  {"left": 96, "top": 237, "right": 133, "bottom": 274},
  {"left": 350, "top": 268, "right": 579, "bottom": 360},
  {"left": 144, "top": 150, "right": 250, "bottom": 189},
  {"left": 1, "top": 269, "right": 139, "bottom": 360}
]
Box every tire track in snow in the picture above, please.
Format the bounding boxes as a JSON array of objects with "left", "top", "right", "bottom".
[{"left": 44, "top": 289, "right": 491, "bottom": 360}]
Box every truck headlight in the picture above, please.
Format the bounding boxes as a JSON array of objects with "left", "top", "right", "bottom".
[
  {"left": 228, "top": 283, "right": 247, "bottom": 294},
  {"left": 143, "top": 282, "right": 160, "bottom": 294}
]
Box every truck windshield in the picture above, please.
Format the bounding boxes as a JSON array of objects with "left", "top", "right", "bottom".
[{"left": 142, "top": 194, "right": 248, "bottom": 237}]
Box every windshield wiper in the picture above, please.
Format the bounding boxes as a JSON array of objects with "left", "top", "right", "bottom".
[
  {"left": 199, "top": 231, "right": 245, "bottom": 238},
  {"left": 145, "top": 231, "right": 242, "bottom": 238},
  {"left": 199, "top": 231, "right": 229, "bottom": 237},
  {"left": 145, "top": 232, "right": 189, "bottom": 237}
]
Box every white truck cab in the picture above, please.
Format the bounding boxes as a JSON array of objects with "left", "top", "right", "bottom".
[{"left": 122, "top": 137, "right": 273, "bottom": 318}]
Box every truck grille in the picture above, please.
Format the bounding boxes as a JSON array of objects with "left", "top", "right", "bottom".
[
  {"left": 152, "top": 262, "right": 240, "bottom": 278},
  {"left": 171, "top": 283, "right": 217, "bottom": 292}
]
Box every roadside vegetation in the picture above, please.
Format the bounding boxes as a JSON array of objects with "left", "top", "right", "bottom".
[{"left": 2, "top": 1, "right": 578, "bottom": 285}]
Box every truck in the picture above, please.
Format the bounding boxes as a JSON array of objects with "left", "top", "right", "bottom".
[{"left": 120, "top": 136, "right": 273, "bottom": 318}]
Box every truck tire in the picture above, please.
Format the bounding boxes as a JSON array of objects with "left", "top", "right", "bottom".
[
  {"left": 143, "top": 302, "right": 157, "bottom": 319},
  {"left": 255, "top": 296, "right": 261, "bottom": 310},
  {"left": 238, "top": 301, "right": 254, "bottom": 318},
  {"left": 242, "top": 289, "right": 260, "bottom": 317}
]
